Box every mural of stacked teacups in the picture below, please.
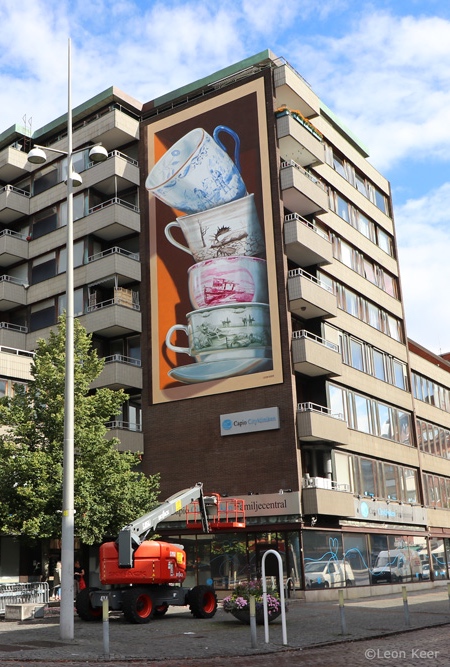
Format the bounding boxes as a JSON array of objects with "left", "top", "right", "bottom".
[{"left": 146, "top": 124, "right": 272, "bottom": 384}]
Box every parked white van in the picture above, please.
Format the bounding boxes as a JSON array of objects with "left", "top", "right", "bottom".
[
  {"left": 370, "top": 549, "right": 422, "bottom": 584},
  {"left": 304, "top": 559, "right": 355, "bottom": 588}
]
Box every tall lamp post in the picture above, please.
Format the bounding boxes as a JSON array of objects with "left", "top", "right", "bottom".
[{"left": 27, "top": 38, "right": 108, "bottom": 640}]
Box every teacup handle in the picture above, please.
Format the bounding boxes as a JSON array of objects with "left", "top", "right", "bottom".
[
  {"left": 213, "top": 125, "right": 241, "bottom": 173},
  {"left": 164, "top": 221, "right": 191, "bottom": 255},
  {"left": 165, "top": 324, "right": 191, "bottom": 356}
]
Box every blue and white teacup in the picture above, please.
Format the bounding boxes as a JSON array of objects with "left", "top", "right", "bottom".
[{"left": 146, "top": 125, "right": 247, "bottom": 214}]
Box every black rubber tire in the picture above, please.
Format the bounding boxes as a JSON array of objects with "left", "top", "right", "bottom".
[
  {"left": 188, "top": 585, "right": 217, "bottom": 619},
  {"left": 153, "top": 603, "right": 169, "bottom": 618},
  {"left": 323, "top": 581, "right": 330, "bottom": 589},
  {"left": 75, "top": 588, "right": 102, "bottom": 622},
  {"left": 122, "top": 587, "right": 155, "bottom": 624}
]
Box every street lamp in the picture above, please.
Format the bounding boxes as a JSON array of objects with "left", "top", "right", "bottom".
[{"left": 27, "top": 38, "right": 107, "bottom": 640}]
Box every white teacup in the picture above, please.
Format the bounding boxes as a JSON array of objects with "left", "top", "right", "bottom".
[
  {"left": 188, "top": 256, "right": 268, "bottom": 310},
  {"left": 146, "top": 125, "right": 247, "bottom": 214},
  {"left": 164, "top": 194, "right": 265, "bottom": 263},
  {"left": 165, "top": 303, "right": 271, "bottom": 363}
]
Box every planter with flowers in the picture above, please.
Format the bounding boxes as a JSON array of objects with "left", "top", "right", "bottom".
[{"left": 222, "top": 579, "right": 283, "bottom": 625}]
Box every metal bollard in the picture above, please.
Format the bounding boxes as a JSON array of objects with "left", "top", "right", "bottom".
[
  {"left": 102, "top": 596, "right": 110, "bottom": 658},
  {"left": 249, "top": 594, "right": 257, "bottom": 648},
  {"left": 338, "top": 589, "right": 347, "bottom": 635},
  {"left": 402, "top": 586, "right": 410, "bottom": 627}
]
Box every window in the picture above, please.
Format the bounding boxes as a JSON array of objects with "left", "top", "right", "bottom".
[
  {"left": 377, "top": 228, "right": 392, "bottom": 255},
  {"left": 336, "top": 195, "right": 350, "bottom": 222},
  {"left": 58, "top": 288, "right": 84, "bottom": 317},
  {"left": 378, "top": 403, "right": 394, "bottom": 440},
  {"left": 393, "top": 360, "right": 406, "bottom": 390},
  {"left": 328, "top": 384, "right": 346, "bottom": 420},
  {"left": 360, "top": 458, "right": 377, "bottom": 497},
  {"left": 402, "top": 468, "right": 418, "bottom": 503},
  {"left": 30, "top": 299, "right": 56, "bottom": 331},
  {"left": 57, "top": 241, "right": 85, "bottom": 273},
  {"left": 384, "top": 464, "right": 399, "bottom": 500},
  {"left": 354, "top": 394, "right": 372, "bottom": 433},
  {"left": 355, "top": 173, "right": 368, "bottom": 197},
  {"left": 350, "top": 339, "right": 364, "bottom": 371},
  {"left": 373, "top": 350, "right": 386, "bottom": 381},
  {"left": 33, "top": 164, "right": 58, "bottom": 195},
  {"left": 31, "top": 252, "right": 56, "bottom": 284},
  {"left": 333, "top": 155, "right": 348, "bottom": 180},
  {"left": 374, "top": 187, "right": 388, "bottom": 214},
  {"left": 33, "top": 207, "right": 58, "bottom": 239}
]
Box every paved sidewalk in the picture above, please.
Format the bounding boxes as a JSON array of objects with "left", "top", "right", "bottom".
[{"left": 0, "top": 586, "right": 449, "bottom": 664}]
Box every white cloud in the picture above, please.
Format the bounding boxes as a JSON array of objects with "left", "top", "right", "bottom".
[
  {"left": 395, "top": 183, "right": 450, "bottom": 353},
  {"left": 287, "top": 11, "right": 450, "bottom": 172}
]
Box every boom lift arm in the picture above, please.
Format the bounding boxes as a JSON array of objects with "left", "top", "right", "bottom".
[{"left": 118, "top": 482, "right": 215, "bottom": 568}]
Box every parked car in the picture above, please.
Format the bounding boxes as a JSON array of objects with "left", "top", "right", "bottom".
[
  {"left": 370, "top": 549, "right": 422, "bottom": 584},
  {"left": 304, "top": 559, "right": 355, "bottom": 588}
]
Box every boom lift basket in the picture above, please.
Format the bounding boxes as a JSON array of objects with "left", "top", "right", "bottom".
[{"left": 186, "top": 493, "right": 246, "bottom": 530}]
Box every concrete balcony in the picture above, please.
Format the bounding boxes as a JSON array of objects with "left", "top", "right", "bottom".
[
  {"left": 284, "top": 213, "right": 332, "bottom": 267},
  {"left": 297, "top": 402, "right": 348, "bottom": 444},
  {"left": 0, "top": 185, "right": 30, "bottom": 224},
  {"left": 0, "top": 322, "right": 28, "bottom": 349},
  {"left": 0, "top": 276, "right": 27, "bottom": 310},
  {"left": 82, "top": 296, "right": 141, "bottom": 338},
  {"left": 91, "top": 355, "right": 142, "bottom": 390},
  {"left": 280, "top": 161, "right": 328, "bottom": 217},
  {"left": 106, "top": 422, "right": 143, "bottom": 453},
  {"left": 302, "top": 477, "right": 354, "bottom": 517},
  {"left": 87, "top": 198, "right": 140, "bottom": 241},
  {"left": 288, "top": 269, "right": 337, "bottom": 319},
  {"left": 0, "top": 145, "right": 29, "bottom": 183},
  {"left": 0, "top": 230, "right": 29, "bottom": 267},
  {"left": 273, "top": 64, "right": 320, "bottom": 118},
  {"left": 87, "top": 248, "right": 141, "bottom": 286},
  {"left": 276, "top": 111, "right": 324, "bottom": 167},
  {"left": 292, "top": 330, "right": 342, "bottom": 377},
  {"left": 83, "top": 151, "right": 139, "bottom": 196},
  {"left": 75, "top": 107, "right": 140, "bottom": 152}
]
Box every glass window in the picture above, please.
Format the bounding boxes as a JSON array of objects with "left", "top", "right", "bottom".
[
  {"left": 328, "top": 384, "right": 346, "bottom": 421},
  {"left": 127, "top": 335, "right": 141, "bottom": 361},
  {"left": 402, "top": 468, "right": 418, "bottom": 503},
  {"left": 58, "top": 288, "right": 84, "bottom": 317},
  {"left": 386, "top": 314, "right": 402, "bottom": 342},
  {"left": 393, "top": 360, "right": 406, "bottom": 390},
  {"left": 333, "top": 155, "right": 348, "bottom": 179},
  {"left": 378, "top": 228, "right": 392, "bottom": 255},
  {"left": 32, "top": 207, "right": 57, "bottom": 239},
  {"left": 340, "top": 240, "right": 353, "bottom": 268},
  {"left": 343, "top": 287, "right": 358, "bottom": 317},
  {"left": 360, "top": 458, "right": 376, "bottom": 496},
  {"left": 0, "top": 380, "right": 8, "bottom": 397},
  {"left": 378, "top": 403, "right": 394, "bottom": 439},
  {"left": 60, "top": 193, "right": 85, "bottom": 227},
  {"left": 355, "top": 173, "right": 368, "bottom": 197},
  {"left": 397, "top": 411, "right": 411, "bottom": 445},
  {"left": 367, "top": 303, "right": 381, "bottom": 330},
  {"left": 31, "top": 252, "right": 56, "bottom": 284},
  {"left": 363, "top": 259, "right": 376, "bottom": 284},
  {"left": 33, "top": 164, "right": 58, "bottom": 195},
  {"left": 382, "top": 272, "right": 397, "bottom": 298},
  {"left": 336, "top": 195, "right": 350, "bottom": 222},
  {"left": 30, "top": 299, "right": 55, "bottom": 331},
  {"left": 383, "top": 464, "right": 399, "bottom": 501},
  {"left": 350, "top": 339, "right": 364, "bottom": 371},
  {"left": 354, "top": 394, "right": 372, "bottom": 434},
  {"left": 373, "top": 350, "right": 386, "bottom": 381},
  {"left": 374, "top": 187, "right": 388, "bottom": 214}
]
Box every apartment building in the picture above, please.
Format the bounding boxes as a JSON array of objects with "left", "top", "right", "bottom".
[{"left": 0, "top": 50, "right": 448, "bottom": 594}]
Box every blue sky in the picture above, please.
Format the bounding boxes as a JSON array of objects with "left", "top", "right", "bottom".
[{"left": 0, "top": 0, "right": 449, "bottom": 353}]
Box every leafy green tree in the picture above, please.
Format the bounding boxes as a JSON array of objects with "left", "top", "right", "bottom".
[{"left": 0, "top": 314, "right": 159, "bottom": 544}]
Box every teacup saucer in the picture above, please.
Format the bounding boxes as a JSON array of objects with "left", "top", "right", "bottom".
[{"left": 168, "top": 357, "right": 273, "bottom": 384}]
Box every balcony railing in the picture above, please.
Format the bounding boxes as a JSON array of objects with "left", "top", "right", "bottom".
[
  {"left": 103, "top": 354, "right": 141, "bottom": 367},
  {"left": 87, "top": 294, "right": 140, "bottom": 312},
  {"left": 88, "top": 247, "right": 140, "bottom": 263},
  {"left": 302, "top": 476, "right": 350, "bottom": 492},
  {"left": 0, "top": 322, "right": 28, "bottom": 333},
  {"left": 292, "top": 329, "right": 339, "bottom": 352},
  {"left": 88, "top": 196, "right": 139, "bottom": 215},
  {"left": 0, "top": 229, "right": 28, "bottom": 241},
  {"left": 0, "top": 184, "right": 31, "bottom": 198},
  {"left": 297, "top": 402, "right": 345, "bottom": 422},
  {"left": 280, "top": 160, "right": 328, "bottom": 192},
  {"left": 284, "top": 212, "right": 330, "bottom": 241},
  {"left": 0, "top": 275, "right": 28, "bottom": 287},
  {"left": 106, "top": 420, "right": 142, "bottom": 432},
  {"left": 288, "top": 268, "right": 334, "bottom": 294}
]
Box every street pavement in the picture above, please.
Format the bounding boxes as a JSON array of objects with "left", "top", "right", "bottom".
[{"left": 0, "top": 586, "right": 449, "bottom": 666}]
